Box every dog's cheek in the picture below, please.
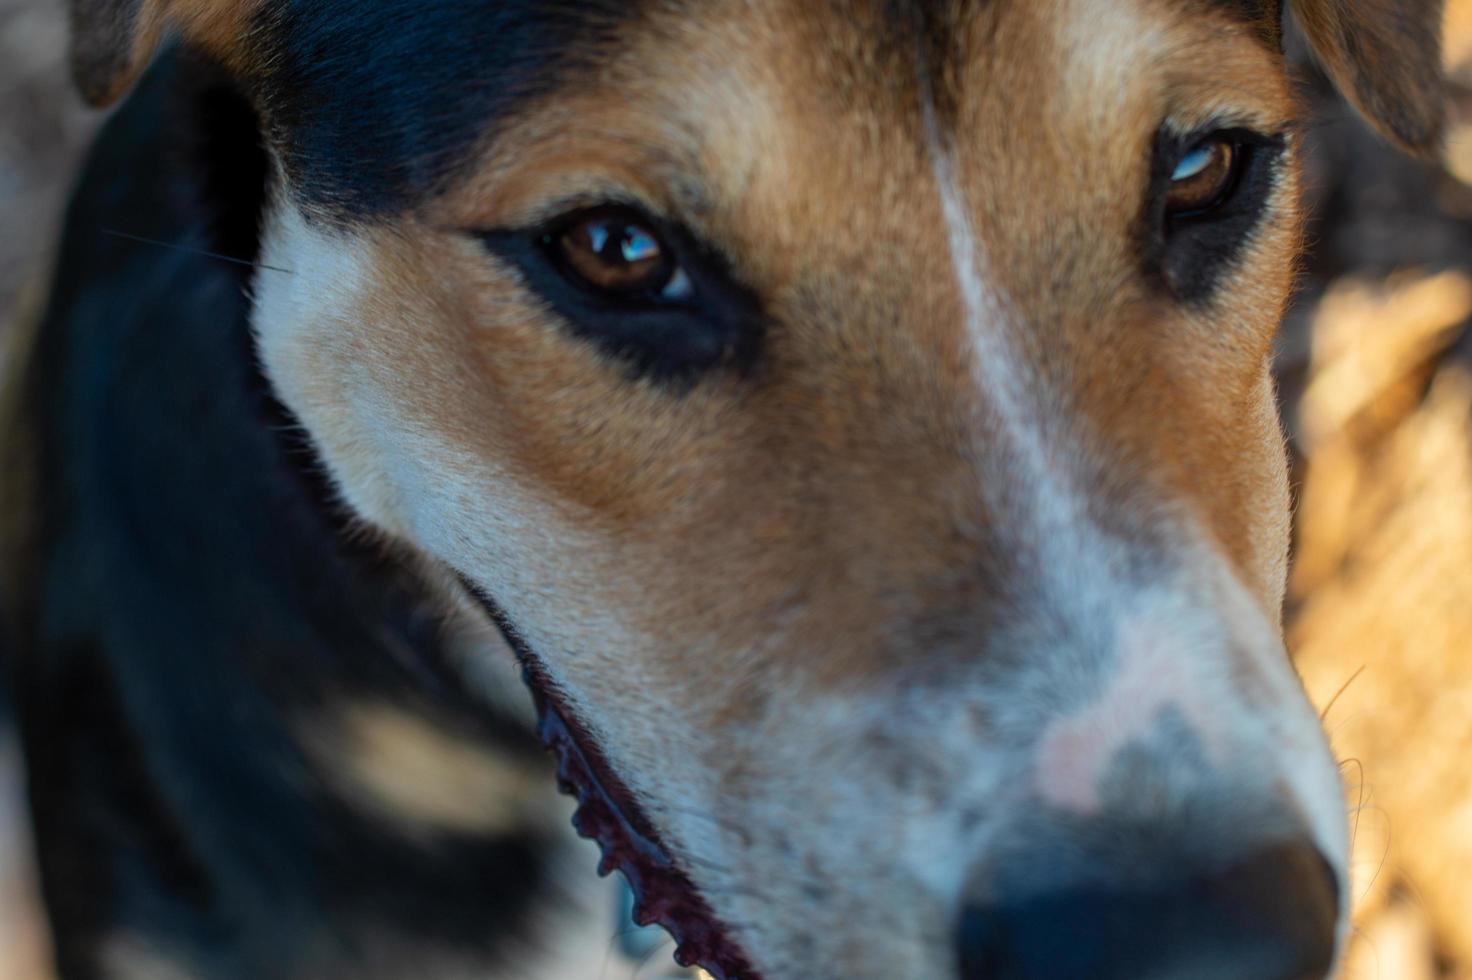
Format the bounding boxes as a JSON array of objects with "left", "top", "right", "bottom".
[
  {"left": 248, "top": 200, "right": 636, "bottom": 622},
  {"left": 250, "top": 204, "right": 414, "bottom": 536}
]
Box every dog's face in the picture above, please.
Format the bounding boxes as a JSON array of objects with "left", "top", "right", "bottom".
[{"left": 74, "top": 0, "right": 1446, "bottom": 976}]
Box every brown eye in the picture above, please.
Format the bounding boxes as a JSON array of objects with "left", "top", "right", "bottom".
[
  {"left": 556, "top": 211, "right": 686, "bottom": 298},
  {"left": 1165, "top": 138, "right": 1238, "bottom": 215}
]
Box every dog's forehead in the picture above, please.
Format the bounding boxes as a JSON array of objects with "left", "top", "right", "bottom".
[
  {"left": 249, "top": 0, "right": 638, "bottom": 213},
  {"left": 248, "top": 0, "right": 939, "bottom": 216},
  {"left": 249, "top": 0, "right": 1284, "bottom": 218}
]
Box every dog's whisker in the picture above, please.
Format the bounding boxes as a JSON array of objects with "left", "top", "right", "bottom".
[
  {"left": 1343, "top": 757, "right": 1368, "bottom": 850},
  {"left": 99, "top": 227, "right": 297, "bottom": 274},
  {"left": 600, "top": 922, "right": 658, "bottom": 980},
  {"left": 1352, "top": 803, "right": 1394, "bottom": 906},
  {"left": 630, "top": 934, "right": 677, "bottom": 980},
  {"left": 1320, "top": 664, "right": 1369, "bottom": 721}
]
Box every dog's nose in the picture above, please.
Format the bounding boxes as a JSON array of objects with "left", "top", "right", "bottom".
[{"left": 955, "top": 837, "right": 1339, "bottom": 980}]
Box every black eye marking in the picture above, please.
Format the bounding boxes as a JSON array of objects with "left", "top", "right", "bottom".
[
  {"left": 478, "top": 204, "right": 763, "bottom": 384},
  {"left": 1142, "top": 125, "right": 1287, "bottom": 304}
]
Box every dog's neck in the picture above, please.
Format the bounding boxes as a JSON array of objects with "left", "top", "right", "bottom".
[{"left": 5, "top": 48, "right": 636, "bottom": 980}]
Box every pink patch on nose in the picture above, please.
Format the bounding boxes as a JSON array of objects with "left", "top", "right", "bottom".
[
  {"left": 1033, "top": 616, "right": 1222, "bottom": 815},
  {"left": 1035, "top": 722, "right": 1113, "bottom": 813}
]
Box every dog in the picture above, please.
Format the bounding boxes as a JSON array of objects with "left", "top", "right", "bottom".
[{"left": 0, "top": 0, "right": 1448, "bottom": 977}]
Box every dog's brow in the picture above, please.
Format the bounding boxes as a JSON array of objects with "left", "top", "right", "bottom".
[{"left": 253, "top": 0, "right": 652, "bottom": 216}]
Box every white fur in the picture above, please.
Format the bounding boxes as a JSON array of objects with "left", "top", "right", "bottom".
[
  {"left": 252, "top": 115, "right": 1349, "bottom": 973},
  {"left": 919, "top": 73, "right": 1348, "bottom": 932},
  {"left": 920, "top": 83, "right": 1098, "bottom": 572}
]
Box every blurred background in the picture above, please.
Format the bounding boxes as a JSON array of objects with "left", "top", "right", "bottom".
[{"left": 2, "top": 1, "right": 1471, "bottom": 977}]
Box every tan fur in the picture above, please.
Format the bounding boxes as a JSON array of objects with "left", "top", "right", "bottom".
[
  {"left": 69, "top": 0, "right": 258, "bottom": 106},
  {"left": 292, "top": 0, "right": 1303, "bottom": 668},
  {"left": 50, "top": 0, "right": 1449, "bottom": 971},
  {"left": 247, "top": 1, "right": 1354, "bottom": 972}
]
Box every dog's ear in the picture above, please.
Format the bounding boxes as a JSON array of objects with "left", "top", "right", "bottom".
[
  {"left": 69, "top": 0, "right": 247, "bottom": 107},
  {"left": 1291, "top": 0, "right": 1448, "bottom": 156}
]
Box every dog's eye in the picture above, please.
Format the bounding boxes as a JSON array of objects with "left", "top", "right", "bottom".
[
  {"left": 1165, "top": 137, "right": 1240, "bottom": 216},
  {"left": 551, "top": 210, "right": 693, "bottom": 302},
  {"left": 1147, "top": 126, "right": 1285, "bottom": 303},
  {"left": 478, "top": 204, "right": 761, "bottom": 382}
]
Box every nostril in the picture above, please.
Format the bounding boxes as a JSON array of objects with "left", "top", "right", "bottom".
[{"left": 956, "top": 838, "right": 1340, "bottom": 980}]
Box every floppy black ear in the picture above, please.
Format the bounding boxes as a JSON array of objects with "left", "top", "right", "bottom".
[
  {"left": 70, "top": 0, "right": 244, "bottom": 107},
  {"left": 1291, "top": 0, "right": 1448, "bottom": 156}
]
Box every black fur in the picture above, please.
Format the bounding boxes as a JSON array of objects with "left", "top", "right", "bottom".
[
  {"left": 249, "top": 0, "right": 644, "bottom": 216},
  {"left": 480, "top": 206, "right": 768, "bottom": 384},
  {"left": 1140, "top": 127, "right": 1288, "bottom": 306},
  {"left": 5, "top": 48, "right": 566, "bottom": 979}
]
